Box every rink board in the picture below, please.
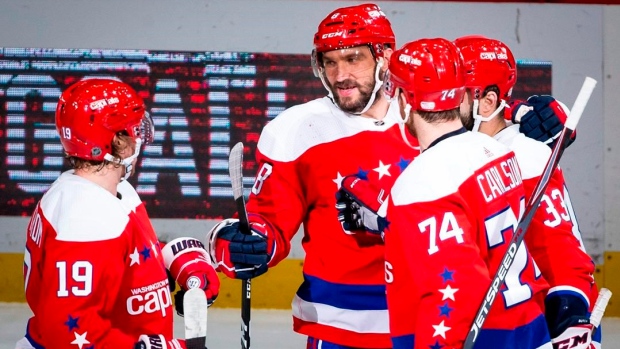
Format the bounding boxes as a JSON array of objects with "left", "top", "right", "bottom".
[{"left": 1, "top": 251, "right": 616, "bottom": 316}]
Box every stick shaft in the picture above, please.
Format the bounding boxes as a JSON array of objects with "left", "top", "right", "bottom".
[
  {"left": 184, "top": 288, "right": 208, "bottom": 349},
  {"left": 228, "top": 142, "right": 252, "bottom": 349}
]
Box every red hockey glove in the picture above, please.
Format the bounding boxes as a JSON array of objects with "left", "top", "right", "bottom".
[
  {"left": 336, "top": 175, "right": 389, "bottom": 237},
  {"left": 162, "top": 237, "right": 220, "bottom": 314},
  {"left": 510, "top": 95, "right": 575, "bottom": 148},
  {"left": 134, "top": 335, "right": 186, "bottom": 349},
  {"left": 551, "top": 325, "right": 595, "bottom": 349},
  {"left": 206, "top": 214, "right": 276, "bottom": 280}
]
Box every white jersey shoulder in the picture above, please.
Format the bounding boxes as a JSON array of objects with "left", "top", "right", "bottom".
[
  {"left": 40, "top": 171, "right": 133, "bottom": 242},
  {"left": 495, "top": 124, "right": 551, "bottom": 180},
  {"left": 117, "top": 177, "right": 144, "bottom": 212},
  {"left": 392, "top": 131, "right": 512, "bottom": 205},
  {"left": 257, "top": 97, "right": 401, "bottom": 162}
]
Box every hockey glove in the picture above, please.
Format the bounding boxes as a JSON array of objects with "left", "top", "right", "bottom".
[
  {"left": 510, "top": 95, "right": 575, "bottom": 148},
  {"left": 135, "top": 335, "right": 186, "bottom": 349},
  {"left": 162, "top": 237, "right": 220, "bottom": 315},
  {"left": 336, "top": 175, "right": 389, "bottom": 237},
  {"left": 206, "top": 215, "right": 275, "bottom": 279},
  {"left": 546, "top": 293, "right": 595, "bottom": 349}
]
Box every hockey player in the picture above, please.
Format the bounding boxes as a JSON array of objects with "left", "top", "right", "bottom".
[
  {"left": 205, "top": 3, "right": 576, "bottom": 349},
  {"left": 16, "top": 79, "right": 220, "bottom": 349},
  {"left": 380, "top": 37, "right": 551, "bottom": 349},
  {"left": 208, "top": 5, "right": 408, "bottom": 348},
  {"left": 455, "top": 35, "right": 600, "bottom": 349}
]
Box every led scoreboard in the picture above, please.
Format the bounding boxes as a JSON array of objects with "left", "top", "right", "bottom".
[{"left": 0, "top": 47, "right": 551, "bottom": 218}]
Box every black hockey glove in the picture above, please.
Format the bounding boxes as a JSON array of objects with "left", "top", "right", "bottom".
[
  {"left": 511, "top": 95, "right": 575, "bottom": 148},
  {"left": 545, "top": 293, "right": 595, "bottom": 348},
  {"left": 206, "top": 216, "right": 276, "bottom": 280}
]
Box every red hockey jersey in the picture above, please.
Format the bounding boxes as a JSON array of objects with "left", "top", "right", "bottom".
[
  {"left": 19, "top": 171, "right": 173, "bottom": 348},
  {"left": 384, "top": 130, "right": 551, "bottom": 349},
  {"left": 495, "top": 125, "right": 599, "bottom": 342},
  {"left": 247, "top": 97, "right": 419, "bottom": 348}
]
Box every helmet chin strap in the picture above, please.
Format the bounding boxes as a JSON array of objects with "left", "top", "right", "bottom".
[
  {"left": 357, "top": 57, "right": 384, "bottom": 115},
  {"left": 398, "top": 103, "right": 420, "bottom": 151},
  {"left": 317, "top": 68, "right": 334, "bottom": 102},
  {"left": 319, "top": 57, "right": 385, "bottom": 115},
  {"left": 104, "top": 138, "right": 143, "bottom": 181},
  {"left": 471, "top": 99, "right": 507, "bottom": 133}
]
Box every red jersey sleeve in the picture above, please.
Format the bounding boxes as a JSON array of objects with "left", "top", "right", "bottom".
[
  {"left": 244, "top": 129, "right": 304, "bottom": 266},
  {"left": 523, "top": 168, "right": 595, "bottom": 303}
]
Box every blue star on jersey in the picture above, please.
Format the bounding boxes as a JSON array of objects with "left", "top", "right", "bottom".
[
  {"left": 140, "top": 245, "right": 151, "bottom": 261},
  {"left": 440, "top": 267, "right": 455, "bottom": 283},
  {"left": 397, "top": 157, "right": 412, "bottom": 172},
  {"left": 64, "top": 314, "right": 79, "bottom": 331},
  {"left": 357, "top": 167, "right": 369, "bottom": 180},
  {"left": 429, "top": 340, "right": 445, "bottom": 349},
  {"left": 438, "top": 302, "right": 453, "bottom": 318}
]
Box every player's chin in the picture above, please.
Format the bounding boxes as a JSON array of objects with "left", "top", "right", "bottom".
[{"left": 335, "top": 95, "right": 365, "bottom": 113}]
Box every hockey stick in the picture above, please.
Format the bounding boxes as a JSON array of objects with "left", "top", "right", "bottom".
[
  {"left": 590, "top": 287, "right": 612, "bottom": 335},
  {"left": 184, "top": 288, "right": 208, "bottom": 349},
  {"left": 228, "top": 142, "right": 252, "bottom": 349},
  {"left": 463, "top": 76, "right": 597, "bottom": 349}
]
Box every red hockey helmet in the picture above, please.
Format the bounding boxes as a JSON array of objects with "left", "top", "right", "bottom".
[
  {"left": 312, "top": 3, "right": 395, "bottom": 67},
  {"left": 384, "top": 38, "right": 466, "bottom": 112},
  {"left": 454, "top": 35, "right": 517, "bottom": 100},
  {"left": 55, "top": 78, "right": 153, "bottom": 162}
]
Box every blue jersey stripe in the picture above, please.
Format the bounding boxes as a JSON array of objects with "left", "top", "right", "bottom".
[
  {"left": 296, "top": 273, "right": 387, "bottom": 311},
  {"left": 391, "top": 315, "right": 551, "bottom": 349}
]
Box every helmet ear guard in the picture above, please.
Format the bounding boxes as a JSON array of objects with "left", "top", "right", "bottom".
[{"left": 382, "top": 70, "right": 397, "bottom": 102}]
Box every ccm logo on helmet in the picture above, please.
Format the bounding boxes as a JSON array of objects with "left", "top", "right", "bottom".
[
  {"left": 367, "top": 10, "right": 385, "bottom": 18},
  {"left": 89, "top": 97, "right": 120, "bottom": 110},
  {"left": 322, "top": 31, "right": 344, "bottom": 39},
  {"left": 321, "top": 31, "right": 344, "bottom": 39},
  {"left": 399, "top": 54, "right": 421, "bottom": 66},
  {"left": 127, "top": 282, "right": 172, "bottom": 317},
  {"left": 479, "top": 52, "right": 508, "bottom": 60}
]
